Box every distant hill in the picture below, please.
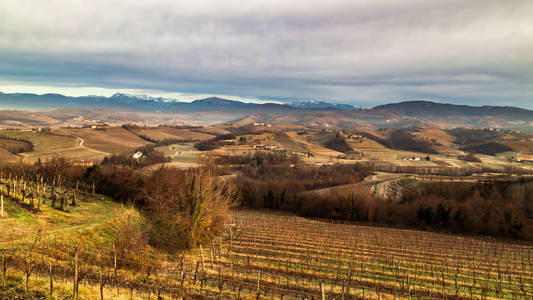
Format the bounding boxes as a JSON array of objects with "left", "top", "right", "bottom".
[
  {"left": 190, "top": 97, "right": 253, "bottom": 108},
  {"left": 373, "top": 101, "right": 533, "bottom": 119},
  {"left": 231, "top": 101, "right": 533, "bottom": 131},
  {"left": 289, "top": 100, "right": 357, "bottom": 110}
]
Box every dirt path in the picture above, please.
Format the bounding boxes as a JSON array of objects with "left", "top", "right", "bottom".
[{"left": 77, "top": 137, "right": 109, "bottom": 155}]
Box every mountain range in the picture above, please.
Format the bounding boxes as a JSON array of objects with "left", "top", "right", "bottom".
[
  {"left": 0, "top": 92, "right": 532, "bottom": 131},
  {"left": 0, "top": 92, "right": 356, "bottom": 112}
]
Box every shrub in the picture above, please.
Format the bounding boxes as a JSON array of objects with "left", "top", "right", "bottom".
[
  {"left": 0, "top": 136, "right": 34, "bottom": 154},
  {"left": 194, "top": 134, "right": 236, "bottom": 151},
  {"left": 143, "top": 166, "right": 237, "bottom": 251},
  {"left": 459, "top": 153, "right": 482, "bottom": 162}
]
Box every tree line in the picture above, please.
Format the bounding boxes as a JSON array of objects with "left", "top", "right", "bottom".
[
  {"left": 220, "top": 152, "right": 533, "bottom": 240},
  {"left": 0, "top": 136, "right": 34, "bottom": 154},
  {"left": 0, "top": 157, "right": 234, "bottom": 252}
]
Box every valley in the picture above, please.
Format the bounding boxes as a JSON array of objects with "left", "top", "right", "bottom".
[{"left": 0, "top": 101, "right": 532, "bottom": 299}]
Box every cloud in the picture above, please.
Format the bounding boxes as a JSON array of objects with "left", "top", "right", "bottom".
[{"left": 1, "top": 0, "right": 532, "bottom": 107}]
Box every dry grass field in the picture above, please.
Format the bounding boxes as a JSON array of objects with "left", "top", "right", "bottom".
[
  {"left": 64, "top": 127, "right": 149, "bottom": 154},
  {"left": 411, "top": 127, "right": 463, "bottom": 156},
  {"left": 130, "top": 126, "right": 215, "bottom": 141},
  {"left": 191, "top": 125, "right": 233, "bottom": 136},
  {"left": 0, "top": 148, "right": 20, "bottom": 162},
  {"left": 501, "top": 138, "right": 533, "bottom": 155}
]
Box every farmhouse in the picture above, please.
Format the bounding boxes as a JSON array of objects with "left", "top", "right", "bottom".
[
  {"left": 517, "top": 154, "right": 533, "bottom": 162},
  {"left": 405, "top": 156, "right": 421, "bottom": 161}
]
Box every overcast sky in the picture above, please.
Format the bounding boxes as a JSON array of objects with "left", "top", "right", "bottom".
[{"left": 1, "top": 0, "right": 532, "bottom": 107}]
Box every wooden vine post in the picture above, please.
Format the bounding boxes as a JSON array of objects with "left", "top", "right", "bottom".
[
  {"left": 1, "top": 254, "right": 6, "bottom": 288},
  {"left": 193, "top": 261, "right": 200, "bottom": 284},
  {"left": 346, "top": 264, "right": 352, "bottom": 296},
  {"left": 256, "top": 269, "right": 262, "bottom": 300},
  {"left": 199, "top": 244, "right": 205, "bottom": 271},
  {"left": 73, "top": 248, "right": 79, "bottom": 300},
  {"left": 49, "top": 261, "right": 53, "bottom": 296}
]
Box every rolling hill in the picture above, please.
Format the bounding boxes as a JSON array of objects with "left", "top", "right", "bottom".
[
  {"left": 231, "top": 101, "right": 533, "bottom": 131},
  {"left": 1, "top": 91, "right": 533, "bottom": 131}
]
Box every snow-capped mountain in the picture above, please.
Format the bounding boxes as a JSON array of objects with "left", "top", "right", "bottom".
[{"left": 109, "top": 93, "right": 171, "bottom": 103}]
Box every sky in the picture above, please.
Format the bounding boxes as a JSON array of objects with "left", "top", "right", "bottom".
[{"left": 1, "top": 0, "right": 532, "bottom": 108}]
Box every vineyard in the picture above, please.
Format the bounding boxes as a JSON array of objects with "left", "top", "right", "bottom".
[
  {"left": 0, "top": 171, "right": 530, "bottom": 299},
  {"left": 221, "top": 211, "right": 533, "bottom": 299},
  {"left": 0, "top": 174, "right": 532, "bottom": 300}
]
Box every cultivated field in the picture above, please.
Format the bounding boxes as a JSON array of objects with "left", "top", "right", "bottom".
[
  {"left": 130, "top": 126, "right": 215, "bottom": 141},
  {"left": 0, "top": 130, "right": 105, "bottom": 163},
  {"left": 151, "top": 143, "right": 201, "bottom": 169},
  {"left": 64, "top": 127, "right": 149, "bottom": 154}
]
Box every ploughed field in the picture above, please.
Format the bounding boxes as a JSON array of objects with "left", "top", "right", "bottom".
[{"left": 201, "top": 210, "right": 533, "bottom": 299}]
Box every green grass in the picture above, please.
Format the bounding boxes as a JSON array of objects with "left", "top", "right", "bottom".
[
  {"left": 40, "top": 195, "right": 125, "bottom": 228},
  {"left": 0, "top": 197, "right": 37, "bottom": 225},
  {"left": 0, "top": 188, "right": 152, "bottom": 299},
  {"left": 0, "top": 188, "right": 143, "bottom": 250},
  {"left": 0, "top": 274, "right": 48, "bottom": 299},
  {"left": 155, "top": 143, "right": 199, "bottom": 163}
]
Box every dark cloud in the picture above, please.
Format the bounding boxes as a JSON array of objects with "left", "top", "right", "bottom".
[{"left": 1, "top": 0, "right": 532, "bottom": 107}]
